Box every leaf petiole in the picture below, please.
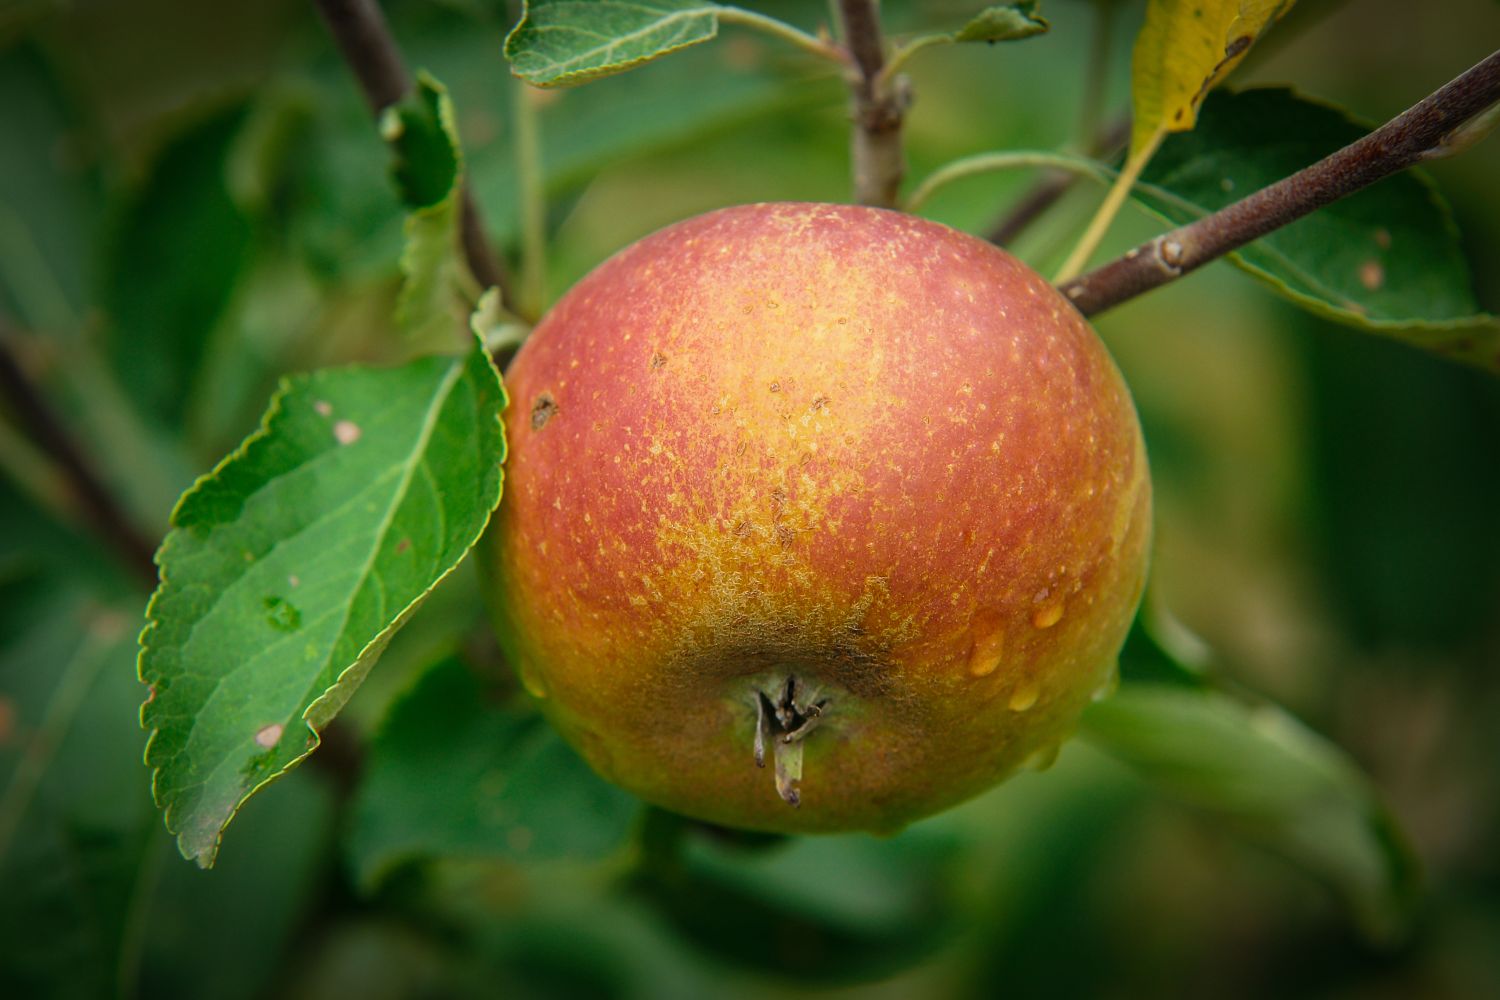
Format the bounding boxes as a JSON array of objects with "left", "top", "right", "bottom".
[
  {"left": 903, "top": 150, "right": 1113, "bottom": 213},
  {"left": 714, "top": 6, "right": 849, "bottom": 66},
  {"left": 1053, "top": 129, "right": 1163, "bottom": 283}
]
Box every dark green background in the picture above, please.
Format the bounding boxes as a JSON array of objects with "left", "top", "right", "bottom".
[{"left": 3, "top": 1, "right": 1499, "bottom": 997}]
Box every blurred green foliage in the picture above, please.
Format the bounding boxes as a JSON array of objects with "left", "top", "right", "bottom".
[{"left": 3, "top": 1, "right": 1500, "bottom": 997}]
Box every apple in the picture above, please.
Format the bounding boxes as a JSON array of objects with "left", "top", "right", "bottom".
[{"left": 481, "top": 202, "right": 1150, "bottom": 834}]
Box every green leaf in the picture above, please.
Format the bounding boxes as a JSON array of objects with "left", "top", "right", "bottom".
[
  {"left": 139, "top": 335, "right": 507, "bottom": 868},
  {"left": 1134, "top": 87, "right": 1500, "bottom": 371},
  {"left": 397, "top": 196, "right": 466, "bottom": 348},
  {"left": 505, "top": 0, "right": 725, "bottom": 87},
  {"left": 347, "top": 657, "right": 640, "bottom": 888},
  {"left": 382, "top": 72, "right": 461, "bottom": 211},
  {"left": 383, "top": 73, "right": 469, "bottom": 347},
  {"left": 1081, "top": 685, "right": 1418, "bottom": 939},
  {"left": 951, "top": 2, "right": 1050, "bottom": 43}
]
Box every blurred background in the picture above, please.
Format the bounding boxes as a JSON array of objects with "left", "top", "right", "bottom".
[{"left": 2, "top": 0, "right": 1499, "bottom": 996}]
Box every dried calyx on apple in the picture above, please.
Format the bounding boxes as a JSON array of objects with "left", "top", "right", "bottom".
[{"left": 482, "top": 202, "right": 1151, "bottom": 834}]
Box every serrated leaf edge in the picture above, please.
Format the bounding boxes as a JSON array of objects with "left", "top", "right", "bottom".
[
  {"left": 952, "top": 3, "right": 1050, "bottom": 44},
  {"left": 503, "top": 1, "right": 724, "bottom": 87},
  {"left": 138, "top": 343, "right": 507, "bottom": 867}
]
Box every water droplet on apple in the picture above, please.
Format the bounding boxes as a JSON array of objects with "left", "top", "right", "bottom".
[
  {"left": 1091, "top": 665, "right": 1120, "bottom": 702},
  {"left": 966, "top": 623, "right": 1006, "bottom": 677},
  {"left": 518, "top": 659, "right": 549, "bottom": 699},
  {"left": 1008, "top": 679, "right": 1040, "bottom": 712},
  {"left": 1031, "top": 601, "right": 1064, "bottom": 629},
  {"left": 574, "top": 727, "right": 617, "bottom": 781},
  {"left": 1023, "top": 741, "right": 1061, "bottom": 771}
]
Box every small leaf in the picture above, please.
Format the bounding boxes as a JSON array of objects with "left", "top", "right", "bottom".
[
  {"left": 951, "top": 2, "right": 1050, "bottom": 43},
  {"left": 381, "top": 72, "right": 461, "bottom": 211},
  {"left": 347, "top": 658, "right": 640, "bottom": 889},
  {"left": 1082, "top": 685, "right": 1418, "bottom": 939},
  {"left": 139, "top": 336, "right": 507, "bottom": 867},
  {"left": 1134, "top": 87, "right": 1500, "bottom": 371},
  {"left": 383, "top": 73, "right": 470, "bottom": 346},
  {"left": 885, "top": 2, "right": 1048, "bottom": 78},
  {"left": 505, "top": 0, "right": 725, "bottom": 87}
]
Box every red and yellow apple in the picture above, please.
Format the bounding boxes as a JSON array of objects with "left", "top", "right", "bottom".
[{"left": 481, "top": 202, "right": 1150, "bottom": 833}]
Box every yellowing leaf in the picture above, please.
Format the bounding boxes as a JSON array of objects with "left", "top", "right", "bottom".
[
  {"left": 1130, "top": 0, "right": 1297, "bottom": 158},
  {"left": 1053, "top": 0, "right": 1295, "bottom": 282}
]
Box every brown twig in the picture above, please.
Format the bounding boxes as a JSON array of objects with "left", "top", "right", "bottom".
[
  {"left": 834, "top": 0, "right": 907, "bottom": 207},
  {"left": 1060, "top": 49, "right": 1500, "bottom": 318},
  {"left": 311, "top": 0, "right": 515, "bottom": 305},
  {"left": 0, "top": 325, "right": 159, "bottom": 588}
]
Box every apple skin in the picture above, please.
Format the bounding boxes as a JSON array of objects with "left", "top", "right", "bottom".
[{"left": 481, "top": 202, "right": 1150, "bottom": 834}]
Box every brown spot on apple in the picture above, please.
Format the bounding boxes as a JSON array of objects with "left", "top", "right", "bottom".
[{"left": 530, "top": 392, "right": 558, "bottom": 430}]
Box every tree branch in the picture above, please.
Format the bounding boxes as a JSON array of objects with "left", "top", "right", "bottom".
[
  {"left": 1060, "top": 48, "right": 1500, "bottom": 318},
  {"left": 0, "top": 325, "right": 159, "bottom": 588},
  {"left": 312, "top": 0, "right": 515, "bottom": 306},
  {"left": 834, "top": 0, "right": 907, "bottom": 207}
]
